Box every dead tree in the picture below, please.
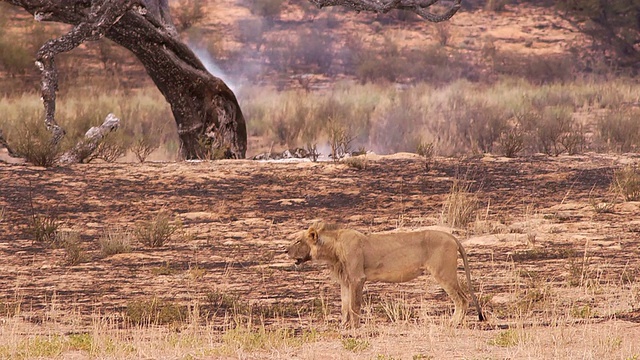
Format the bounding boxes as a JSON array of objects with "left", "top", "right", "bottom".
[{"left": 2, "top": 0, "right": 461, "bottom": 162}]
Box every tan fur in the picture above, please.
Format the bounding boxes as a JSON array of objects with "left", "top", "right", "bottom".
[{"left": 287, "top": 221, "right": 485, "bottom": 327}]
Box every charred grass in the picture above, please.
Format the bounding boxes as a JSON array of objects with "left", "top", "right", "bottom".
[{"left": 1, "top": 154, "right": 640, "bottom": 358}]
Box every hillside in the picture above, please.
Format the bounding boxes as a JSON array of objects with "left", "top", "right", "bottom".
[{"left": 0, "top": 0, "right": 589, "bottom": 92}]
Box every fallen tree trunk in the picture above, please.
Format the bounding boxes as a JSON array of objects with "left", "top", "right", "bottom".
[{"left": 60, "top": 113, "right": 121, "bottom": 163}]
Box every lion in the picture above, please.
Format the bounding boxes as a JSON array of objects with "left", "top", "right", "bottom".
[{"left": 287, "top": 221, "right": 485, "bottom": 327}]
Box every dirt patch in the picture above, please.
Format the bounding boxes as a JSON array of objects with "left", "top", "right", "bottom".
[{"left": 0, "top": 155, "right": 639, "bottom": 341}]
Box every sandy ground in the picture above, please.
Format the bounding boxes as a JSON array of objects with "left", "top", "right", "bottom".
[{"left": 1, "top": 153, "right": 640, "bottom": 358}]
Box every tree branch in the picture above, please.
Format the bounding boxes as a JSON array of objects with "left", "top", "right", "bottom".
[
  {"left": 35, "top": 0, "right": 138, "bottom": 145},
  {"left": 60, "top": 113, "right": 121, "bottom": 163},
  {"left": 308, "top": 0, "right": 461, "bottom": 22}
]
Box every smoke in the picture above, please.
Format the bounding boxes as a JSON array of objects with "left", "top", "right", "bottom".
[{"left": 190, "top": 45, "right": 240, "bottom": 93}]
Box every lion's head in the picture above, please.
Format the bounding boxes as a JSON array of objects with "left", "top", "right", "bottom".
[
  {"left": 288, "top": 222, "right": 344, "bottom": 265},
  {"left": 287, "top": 231, "right": 311, "bottom": 265}
]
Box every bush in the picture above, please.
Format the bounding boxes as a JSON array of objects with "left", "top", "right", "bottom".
[
  {"left": 485, "top": 0, "right": 509, "bottom": 12},
  {"left": 28, "top": 214, "right": 59, "bottom": 245},
  {"left": 12, "top": 120, "right": 64, "bottom": 167},
  {"left": 59, "top": 231, "right": 86, "bottom": 265},
  {"left": 536, "top": 106, "right": 575, "bottom": 156},
  {"left": 486, "top": 49, "right": 576, "bottom": 84},
  {"left": 467, "top": 102, "right": 509, "bottom": 153},
  {"left": 327, "top": 118, "right": 355, "bottom": 161},
  {"left": 417, "top": 141, "right": 435, "bottom": 171},
  {"left": 0, "top": 39, "right": 33, "bottom": 76},
  {"left": 171, "top": 0, "right": 207, "bottom": 31},
  {"left": 135, "top": 211, "right": 181, "bottom": 247},
  {"left": 237, "top": 18, "right": 266, "bottom": 51},
  {"left": 131, "top": 133, "right": 160, "bottom": 163},
  {"left": 498, "top": 126, "right": 525, "bottom": 158},
  {"left": 343, "top": 156, "right": 368, "bottom": 170},
  {"left": 86, "top": 132, "right": 129, "bottom": 163},
  {"left": 611, "top": 166, "right": 640, "bottom": 201},
  {"left": 126, "top": 298, "right": 188, "bottom": 326},
  {"left": 297, "top": 29, "right": 334, "bottom": 73},
  {"left": 597, "top": 109, "right": 640, "bottom": 152}
]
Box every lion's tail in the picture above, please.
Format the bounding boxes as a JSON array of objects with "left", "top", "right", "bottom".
[{"left": 455, "top": 237, "right": 486, "bottom": 321}]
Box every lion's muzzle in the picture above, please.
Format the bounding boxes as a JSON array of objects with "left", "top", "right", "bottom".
[{"left": 287, "top": 239, "right": 312, "bottom": 265}]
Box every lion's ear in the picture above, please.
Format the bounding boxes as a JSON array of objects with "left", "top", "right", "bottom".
[{"left": 307, "top": 227, "right": 319, "bottom": 244}]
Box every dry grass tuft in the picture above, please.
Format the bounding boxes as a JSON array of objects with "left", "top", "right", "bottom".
[
  {"left": 441, "top": 178, "right": 479, "bottom": 228},
  {"left": 135, "top": 210, "right": 182, "bottom": 247}
]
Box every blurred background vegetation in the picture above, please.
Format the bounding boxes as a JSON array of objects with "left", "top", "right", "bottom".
[{"left": 1, "top": 0, "right": 640, "bottom": 161}]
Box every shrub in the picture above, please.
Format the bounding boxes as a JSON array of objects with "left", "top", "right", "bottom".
[
  {"left": 59, "top": 231, "right": 86, "bottom": 265},
  {"left": 487, "top": 49, "right": 576, "bottom": 84},
  {"left": 536, "top": 106, "right": 574, "bottom": 156},
  {"left": 99, "top": 227, "right": 133, "bottom": 257},
  {"left": 467, "top": 102, "right": 509, "bottom": 153},
  {"left": 171, "top": 0, "right": 207, "bottom": 31},
  {"left": 12, "top": 120, "right": 64, "bottom": 167},
  {"left": 417, "top": 141, "right": 435, "bottom": 171},
  {"left": 343, "top": 156, "right": 368, "bottom": 170},
  {"left": 434, "top": 22, "right": 451, "bottom": 46},
  {"left": 327, "top": 118, "right": 355, "bottom": 161},
  {"left": 263, "top": 34, "right": 297, "bottom": 73},
  {"left": 498, "top": 126, "right": 525, "bottom": 157},
  {"left": 0, "top": 39, "right": 33, "bottom": 76},
  {"left": 135, "top": 211, "right": 181, "bottom": 247},
  {"left": 130, "top": 133, "right": 160, "bottom": 163},
  {"left": 297, "top": 29, "right": 334, "bottom": 73},
  {"left": 597, "top": 109, "right": 640, "bottom": 152},
  {"left": 369, "top": 92, "right": 425, "bottom": 154},
  {"left": 87, "top": 132, "right": 129, "bottom": 163},
  {"left": 342, "top": 338, "right": 370, "bottom": 352},
  {"left": 29, "top": 214, "right": 59, "bottom": 245},
  {"left": 611, "top": 166, "right": 640, "bottom": 201},
  {"left": 247, "top": 0, "right": 284, "bottom": 21},
  {"left": 237, "top": 18, "right": 266, "bottom": 51},
  {"left": 485, "top": 0, "right": 509, "bottom": 12}
]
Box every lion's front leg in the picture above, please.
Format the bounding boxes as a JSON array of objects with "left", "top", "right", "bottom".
[
  {"left": 340, "top": 282, "right": 350, "bottom": 326},
  {"left": 347, "top": 278, "right": 365, "bottom": 328}
]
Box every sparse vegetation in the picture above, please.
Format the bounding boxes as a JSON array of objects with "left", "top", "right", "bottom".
[
  {"left": 28, "top": 214, "right": 59, "bottom": 246},
  {"left": 417, "top": 141, "right": 435, "bottom": 171},
  {"left": 489, "top": 330, "right": 521, "bottom": 347},
  {"left": 342, "top": 337, "right": 370, "bottom": 352},
  {"left": 87, "top": 132, "right": 129, "bottom": 163},
  {"left": 12, "top": 119, "right": 63, "bottom": 167},
  {"left": 3, "top": 3, "right": 640, "bottom": 360},
  {"left": 171, "top": 0, "right": 207, "bottom": 31},
  {"left": 99, "top": 227, "right": 133, "bottom": 257},
  {"left": 135, "top": 211, "right": 181, "bottom": 247},
  {"left": 59, "top": 231, "right": 86, "bottom": 265},
  {"left": 125, "top": 298, "right": 189, "bottom": 326},
  {"left": 343, "top": 155, "right": 368, "bottom": 170},
  {"left": 612, "top": 166, "right": 640, "bottom": 201},
  {"left": 130, "top": 133, "right": 160, "bottom": 163},
  {"left": 441, "top": 177, "right": 479, "bottom": 228}
]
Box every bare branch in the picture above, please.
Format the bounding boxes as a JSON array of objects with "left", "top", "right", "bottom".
[
  {"left": 60, "top": 113, "right": 122, "bottom": 164},
  {"left": 35, "top": 0, "right": 137, "bottom": 144},
  {"left": 308, "top": 0, "right": 461, "bottom": 22}
]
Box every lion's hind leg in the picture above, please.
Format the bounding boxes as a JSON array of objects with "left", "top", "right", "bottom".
[{"left": 430, "top": 269, "right": 469, "bottom": 326}]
